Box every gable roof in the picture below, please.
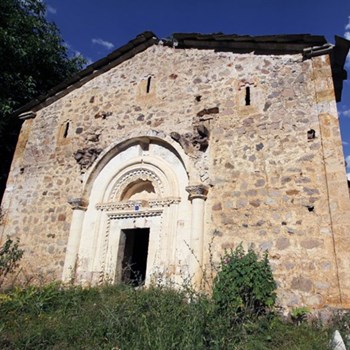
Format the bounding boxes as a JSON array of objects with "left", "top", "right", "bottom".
[{"left": 16, "top": 31, "right": 350, "bottom": 118}]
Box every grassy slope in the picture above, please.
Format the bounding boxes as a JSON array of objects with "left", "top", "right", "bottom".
[{"left": 0, "top": 284, "right": 331, "bottom": 350}]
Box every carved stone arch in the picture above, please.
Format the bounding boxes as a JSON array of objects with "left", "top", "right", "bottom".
[
  {"left": 102, "top": 157, "right": 180, "bottom": 203},
  {"left": 81, "top": 130, "right": 190, "bottom": 201},
  {"left": 63, "top": 134, "right": 192, "bottom": 286},
  {"left": 109, "top": 167, "right": 164, "bottom": 202}
]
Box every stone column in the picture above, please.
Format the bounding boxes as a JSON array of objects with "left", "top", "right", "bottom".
[
  {"left": 62, "top": 198, "right": 87, "bottom": 282},
  {"left": 186, "top": 184, "right": 208, "bottom": 287}
]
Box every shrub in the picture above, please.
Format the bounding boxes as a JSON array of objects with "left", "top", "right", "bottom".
[
  {"left": 212, "top": 244, "right": 277, "bottom": 318},
  {"left": 291, "top": 306, "right": 310, "bottom": 325},
  {"left": 0, "top": 236, "right": 24, "bottom": 287}
]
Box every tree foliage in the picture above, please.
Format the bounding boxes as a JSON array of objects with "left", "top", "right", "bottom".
[
  {"left": 0, "top": 0, "right": 84, "bottom": 118},
  {"left": 0, "top": 0, "right": 85, "bottom": 200}
]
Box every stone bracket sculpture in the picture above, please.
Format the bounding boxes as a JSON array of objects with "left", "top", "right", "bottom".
[
  {"left": 170, "top": 124, "right": 210, "bottom": 155},
  {"left": 73, "top": 147, "right": 103, "bottom": 172}
]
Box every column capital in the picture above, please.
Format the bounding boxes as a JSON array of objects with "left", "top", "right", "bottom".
[
  {"left": 186, "top": 184, "right": 208, "bottom": 200},
  {"left": 68, "top": 197, "right": 88, "bottom": 210}
]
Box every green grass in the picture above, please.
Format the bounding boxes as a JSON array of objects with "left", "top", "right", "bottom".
[{"left": 0, "top": 284, "right": 333, "bottom": 349}]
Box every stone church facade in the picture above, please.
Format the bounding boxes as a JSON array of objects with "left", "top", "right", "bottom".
[{"left": 1, "top": 32, "right": 350, "bottom": 309}]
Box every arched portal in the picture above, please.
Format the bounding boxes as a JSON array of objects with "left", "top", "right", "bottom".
[{"left": 63, "top": 136, "right": 192, "bottom": 285}]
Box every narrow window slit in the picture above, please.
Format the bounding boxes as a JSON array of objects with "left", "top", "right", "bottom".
[
  {"left": 63, "top": 122, "right": 70, "bottom": 138},
  {"left": 146, "top": 76, "right": 152, "bottom": 93},
  {"left": 245, "top": 86, "right": 251, "bottom": 106}
]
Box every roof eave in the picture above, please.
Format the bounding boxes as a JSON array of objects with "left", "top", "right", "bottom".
[{"left": 16, "top": 32, "right": 349, "bottom": 118}]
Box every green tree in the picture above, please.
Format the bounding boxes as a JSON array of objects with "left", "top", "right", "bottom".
[{"left": 0, "top": 0, "right": 85, "bottom": 200}]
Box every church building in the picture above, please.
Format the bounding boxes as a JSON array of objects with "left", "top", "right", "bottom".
[{"left": 1, "top": 32, "right": 350, "bottom": 309}]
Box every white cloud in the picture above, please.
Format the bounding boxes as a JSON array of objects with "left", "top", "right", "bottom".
[
  {"left": 346, "top": 16, "right": 350, "bottom": 30},
  {"left": 346, "top": 56, "right": 350, "bottom": 68},
  {"left": 92, "top": 38, "right": 114, "bottom": 50},
  {"left": 346, "top": 155, "right": 350, "bottom": 168},
  {"left": 46, "top": 5, "right": 57, "bottom": 14},
  {"left": 62, "top": 42, "right": 86, "bottom": 63},
  {"left": 343, "top": 141, "right": 349, "bottom": 145},
  {"left": 340, "top": 109, "right": 350, "bottom": 117},
  {"left": 82, "top": 58, "right": 93, "bottom": 69}
]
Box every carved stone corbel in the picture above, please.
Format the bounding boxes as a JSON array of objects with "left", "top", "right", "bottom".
[{"left": 68, "top": 198, "right": 88, "bottom": 211}]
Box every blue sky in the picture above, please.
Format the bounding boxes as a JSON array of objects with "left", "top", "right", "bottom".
[{"left": 45, "top": 0, "right": 350, "bottom": 177}]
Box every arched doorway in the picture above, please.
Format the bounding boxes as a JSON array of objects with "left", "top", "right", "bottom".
[{"left": 62, "top": 136, "right": 191, "bottom": 285}]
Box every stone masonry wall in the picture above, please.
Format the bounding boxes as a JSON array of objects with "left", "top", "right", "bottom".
[
  {"left": 1, "top": 44, "right": 350, "bottom": 308},
  {"left": 204, "top": 54, "right": 350, "bottom": 308}
]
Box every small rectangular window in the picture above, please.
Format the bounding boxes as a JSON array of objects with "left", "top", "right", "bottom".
[
  {"left": 63, "top": 122, "right": 70, "bottom": 138},
  {"left": 146, "top": 76, "right": 152, "bottom": 93},
  {"left": 245, "top": 86, "right": 251, "bottom": 106}
]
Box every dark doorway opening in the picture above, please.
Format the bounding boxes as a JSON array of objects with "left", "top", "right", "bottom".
[{"left": 121, "top": 228, "right": 150, "bottom": 286}]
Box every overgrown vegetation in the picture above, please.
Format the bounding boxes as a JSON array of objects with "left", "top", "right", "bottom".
[
  {"left": 212, "top": 244, "right": 276, "bottom": 320},
  {"left": 0, "top": 284, "right": 332, "bottom": 350},
  {"left": 0, "top": 236, "right": 24, "bottom": 288},
  {"left": 0, "top": 245, "right": 334, "bottom": 349}
]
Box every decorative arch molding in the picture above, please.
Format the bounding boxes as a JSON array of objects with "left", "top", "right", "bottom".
[
  {"left": 104, "top": 158, "right": 178, "bottom": 203},
  {"left": 110, "top": 167, "right": 163, "bottom": 201},
  {"left": 81, "top": 130, "right": 190, "bottom": 201}
]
